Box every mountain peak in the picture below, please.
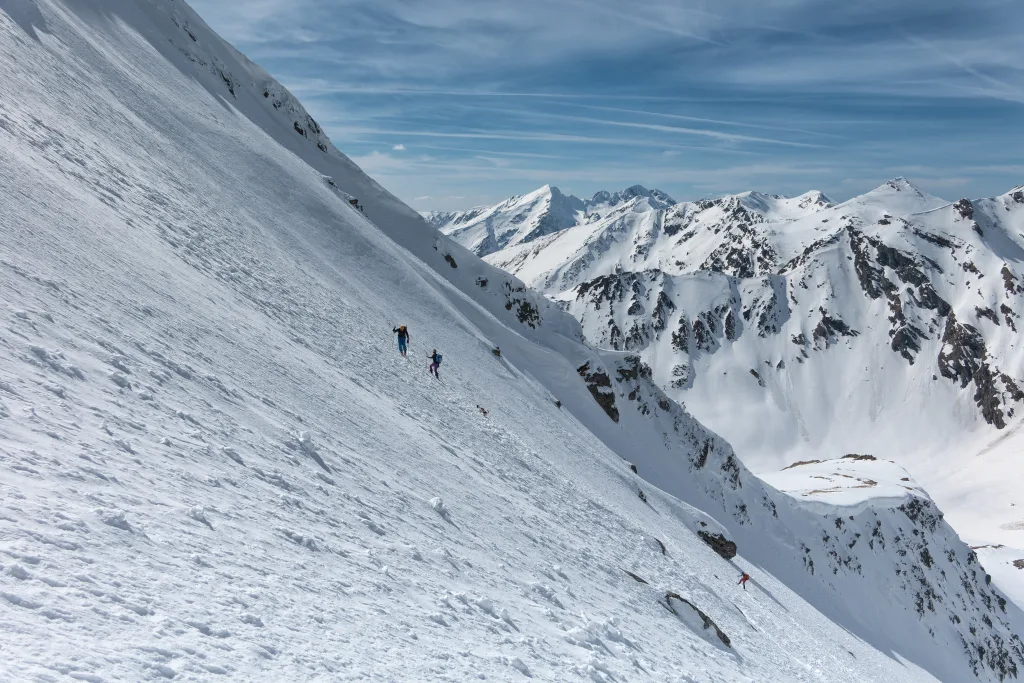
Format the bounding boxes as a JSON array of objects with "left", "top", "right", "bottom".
[
  {"left": 876, "top": 177, "right": 925, "bottom": 195},
  {"left": 797, "top": 190, "right": 834, "bottom": 205},
  {"left": 587, "top": 185, "right": 675, "bottom": 211}
]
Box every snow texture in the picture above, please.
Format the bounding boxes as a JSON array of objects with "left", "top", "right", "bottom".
[{"left": 1, "top": 1, "right": 1022, "bottom": 682}]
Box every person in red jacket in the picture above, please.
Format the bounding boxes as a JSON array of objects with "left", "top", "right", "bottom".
[{"left": 737, "top": 572, "right": 750, "bottom": 590}]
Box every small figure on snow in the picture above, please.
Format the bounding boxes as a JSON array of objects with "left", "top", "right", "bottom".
[
  {"left": 393, "top": 325, "right": 410, "bottom": 357},
  {"left": 491, "top": 347, "right": 501, "bottom": 358},
  {"left": 555, "top": 399, "right": 562, "bottom": 409},
  {"left": 477, "top": 405, "right": 488, "bottom": 417},
  {"left": 737, "top": 572, "right": 750, "bottom": 590},
  {"left": 427, "top": 349, "right": 442, "bottom": 379}
]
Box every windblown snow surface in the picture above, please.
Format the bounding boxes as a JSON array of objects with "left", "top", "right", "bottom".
[{"left": 1, "top": 1, "right": 1023, "bottom": 681}]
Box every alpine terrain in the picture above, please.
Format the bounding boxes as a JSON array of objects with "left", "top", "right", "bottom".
[
  {"left": 2, "top": 1, "right": 1023, "bottom": 681},
  {"left": 439, "top": 183, "right": 1024, "bottom": 551}
]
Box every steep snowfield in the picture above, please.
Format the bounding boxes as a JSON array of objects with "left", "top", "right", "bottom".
[
  {"left": 470, "top": 179, "right": 1024, "bottom": 557},
  {"left": 2, "top": 1, "right": 1023, "bottom": 681}
]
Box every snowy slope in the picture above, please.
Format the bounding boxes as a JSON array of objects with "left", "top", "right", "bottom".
[
  {"left": 1, "top": 1, "right": 1022, "bottom": 681},
  {"left": 468, "top": 179, "right": 1024, "bottom": 554}
]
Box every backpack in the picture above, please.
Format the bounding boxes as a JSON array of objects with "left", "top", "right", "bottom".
[{"left": 435, "top": 354, "right": 442, "bottom": 364}]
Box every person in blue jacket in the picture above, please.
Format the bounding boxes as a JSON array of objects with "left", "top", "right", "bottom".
[{"left": 393, "top": 325, "right": 410, "bottom": 357}]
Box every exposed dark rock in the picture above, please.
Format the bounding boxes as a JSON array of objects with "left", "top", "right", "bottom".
[
  {"left": 975, "top": 307, "right": 1000, "bottom": 326},
  {"left": 502, "top": 283, "right": 540, "bottom": 329},
  {"left": 671, "top": 316, "right": 690, "bottom": 353},
  {"left": 891, "top": 325, "right": 924, "bottom": 363},
  {"left": 782, "top": 459, "right": 823, "bottom": 470},
  {"left": 843, "top": 454, "right": 877, "bottom": 461},
  {"left": 812, "top": 308, "right": 859, "bottom": 348},
  {"left": 1001, "top": 375, "right": 1024, "bottom": 402},
  {"left": 577, "top": 362, "right": 619, "bottom": 422},
  {"left": 876, "top": 242, "right": 927, "bottom": 287},
  {"left": 670, "top": 363, "right": 691, "bottom": 389},
  {"left": 973, "top": 363, "right": 1005, "bottom": 428},
  {"left": 652, "top": 291, "right": 675, "bottom": 332},
  {"left": 848, "top": 230, "right": 950, "bottom": 364},
  {"left": 899, "top": 497, "right": 941, "bottom": 533},
  {"left": 779, "top": 230, "right": 842, "bottom": 272},
  {"left": 695, "top": 440, "right": 711, "bottom": 469},
  {"left": 849, "top": 229, "right": 889, "bottom": 300},
  {"left": 623, "top": 569, "right": 648, "bottom": 584},
  {"left": 697, "top": 530, "right": 737, "bottom": 560},
  {"left": 1002, "top": 266, "right": 1021, "bottom": 295},
  {"left": 915, "top": 283, "right": 951, "bottom": 316},
  {"left": 1000, "top": 304, "right": 1017, "bottom": 331},
  {"left": 516, "top": 301, "right": 540, "bottom": 327},
  {"left": 935, "top": 312, "right": 1008, "bottom": 425},
  {"left": 664, "top": 592, "right": 731, "bottom": 647},
  {"left": 693, "top": 319, "right": 712, "bottom": 352},
  {"left": 938, "top": 313, "right": 987, "bottom": 388},
  {"left": 913, "top": 228, "right": 956, "bottom": 250},
  {"left": 954, "top": 198, "right": 974, "bottom": 221},
  {"left": 724, "top": 309, "right": 738, "bottom": 341},
  {"left": 616, "top": 355, "right": 653, "bottom": 383}
]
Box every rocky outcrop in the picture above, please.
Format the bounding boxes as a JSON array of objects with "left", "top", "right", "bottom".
[
  {"left": 697, "top": 530, "right": 738, "bottom": 560},
  {"left": 577, "top": 362, "right": 619, "bottom": 422},
  {"left": 664, "top": 592, "right": 732, "bottom": 647}
]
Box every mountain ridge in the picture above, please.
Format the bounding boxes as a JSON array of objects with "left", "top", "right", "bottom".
[
  {"left": 443, "top": 180, "right": 1024, "bottom": 553},
  {"left": 2, "top": 1, "right": 1023, "bottom": 681}
]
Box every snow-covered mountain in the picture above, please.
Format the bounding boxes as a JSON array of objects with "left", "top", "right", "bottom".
[
  {"left": 463, "top": 180, "right": 1024, "bottom": 552},
  {"left": 426, "top": 184, "right": 676, "bottom": 257},
  {"left": 1, "top": 1, "right": 1022, "bottom": 681}
]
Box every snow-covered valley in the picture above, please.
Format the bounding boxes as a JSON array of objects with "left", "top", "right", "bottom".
[{"left": 2, "top": 1, "right": 1023, "bottom": 681}]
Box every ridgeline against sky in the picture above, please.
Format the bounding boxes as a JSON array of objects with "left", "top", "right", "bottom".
[{"left": 192, "top": 0, "right": 1024, "bottom": 210}]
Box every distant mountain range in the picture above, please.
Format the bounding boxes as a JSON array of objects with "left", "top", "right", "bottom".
[{"left": 439, "top": 179, "right": 1024, "bottom": 548}]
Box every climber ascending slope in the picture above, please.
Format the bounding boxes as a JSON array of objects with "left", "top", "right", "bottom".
[
  {"left": 427, "top": 349, "right": 442, "bottom": 379},
  {"left": 393, "top": 325, "right": 410, "bottom": 357}
]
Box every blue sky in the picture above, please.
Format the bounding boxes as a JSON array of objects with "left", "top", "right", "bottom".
[{"left": 190, "top": 0, "right": 1024, "bottom": 211}]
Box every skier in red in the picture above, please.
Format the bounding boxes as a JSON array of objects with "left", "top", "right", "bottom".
[{"left": 737, "top": 572, "right": 750, "bottom": 590}]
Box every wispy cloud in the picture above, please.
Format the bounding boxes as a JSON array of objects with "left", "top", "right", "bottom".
[{"left": 189, "top": 0, "right": 1024, "bottom": 209}]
